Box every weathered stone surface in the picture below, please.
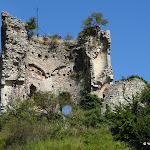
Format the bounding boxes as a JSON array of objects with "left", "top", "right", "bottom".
[
  {"left": 0, "top": 12, "right": 113, "bottom": 111},
  {"left": 101, "top": 78, "right": 146, "bottom": 114},
  {"left": 83, "top": 27, "right": 113, "bottom": 97}
]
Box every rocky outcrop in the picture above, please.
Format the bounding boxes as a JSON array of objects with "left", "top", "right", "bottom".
[{"left": 0, "top": 12, "right": 113, "bottom": 111}]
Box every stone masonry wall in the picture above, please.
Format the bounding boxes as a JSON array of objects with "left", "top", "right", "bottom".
[{"left": 101, "top": 78, "right": 146, "bottom": 114}]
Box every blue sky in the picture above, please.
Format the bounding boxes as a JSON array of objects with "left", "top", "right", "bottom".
[
  {"left": 62, "top": 105, "right": 72, "bottom": 115},
  {"left": 0, "top": 0, "right": 150, "bottom": 82}
]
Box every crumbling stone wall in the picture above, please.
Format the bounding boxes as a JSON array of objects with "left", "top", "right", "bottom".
[
  {"left": 101, "top": 78, "right": 146, "bottom": 114},
  {"left": 1, "top": 11, "right": 28, "bottom": 109},
  {"left": 0, "top": 12, "right": 113, "bottom": 111}
]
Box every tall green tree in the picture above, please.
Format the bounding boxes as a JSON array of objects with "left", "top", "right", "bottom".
[
  {"left": 26, "top": 17, "right": 37, "bottom": 34},
  {"left": 81, "top": 12, "right": 108, "bottom": 28}
]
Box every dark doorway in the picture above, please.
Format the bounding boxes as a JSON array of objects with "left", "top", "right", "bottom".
[{"left": 30, "top": 84, "right": 36, "bottom": 97}]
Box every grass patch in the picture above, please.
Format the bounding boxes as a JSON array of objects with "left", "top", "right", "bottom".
[
  {"left": 0, "top": 91, "right": 132, "bottom": 150},
  {"left": 9, "top": 126, "right": 130, "bottom": 150}
]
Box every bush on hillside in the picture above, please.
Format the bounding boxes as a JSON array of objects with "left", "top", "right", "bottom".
[
  {"left": 80, "top": 90, "right": 103, "bottom": 110},
  {"left": 110, "top": 83, "right": 150, "bottom": 149}
]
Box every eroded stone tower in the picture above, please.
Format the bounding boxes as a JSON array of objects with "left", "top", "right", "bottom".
[{"left": 0, "top": 12, "right": 113, "bottom": 111}]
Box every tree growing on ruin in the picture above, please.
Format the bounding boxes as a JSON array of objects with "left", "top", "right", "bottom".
[
  {"left": 26, "top": 17, "right": 37, "bottom": 34},
  {"left": 81, "top": 12, "right": 108, "bottom": 28}
]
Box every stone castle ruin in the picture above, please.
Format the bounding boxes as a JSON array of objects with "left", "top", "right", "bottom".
[{"left": 0, "top": 12, "right": 146, "bottom": 112}]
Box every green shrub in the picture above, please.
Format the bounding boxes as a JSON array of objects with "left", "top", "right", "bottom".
[
  {"left": 10, "top": 126, "right": 130, "bottom": 150},
  {"left": 25, "top": 17, "right": 37, "bottom": 39},
  {"left": 34, "top": 91, "right": 57, "bottom": 112},
  {"left": 80, "top": 90, "right": 103, "bottom": 110},
  {"left": 83, "top": 107, "right": 105, "bottom": 127},
  {"left": 0, "top": 90, "right": 131, "bottom": 150},
  {"left": 81, "top": 12, "right": 108, "bottom": 29},
  {"left": 110, "top": 83, "right": 150, "bottom": 149},
  {"left": 58, "top": 91, "right": 72, "bottom": 111},
  {"left": 0, "top": 118, "right": 50, "bottom": 148},
  {"left": 63, "top": 91, "right": 105, "bottom": 128},
  {"left": 6, "top": 99, "right": 36, "bottom": 119}
]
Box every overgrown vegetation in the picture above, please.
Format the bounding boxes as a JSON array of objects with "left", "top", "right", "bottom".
[
  {"left": 120, "top": 75, "right": 148, "bottom": 84},
  {"left": 0, "top": 90, "right": 129, "bottom": 150},
  {"left": 77, "top": 12, "right": 108, "bottom": 44},
  {"left": 1, "top": 76, "right": 150, "bottom": 149},
  {"left": 81, "top": 12, "right": 108, "bottom": 28},
  {"left": 10, "top": 126, "right": 129, "bottom": 150},
  {"left": 80, "top": 90, "right": 103, "bottom": 111},
  {"left": 107, "top": 83, "right": 150, "bottom": 150}
]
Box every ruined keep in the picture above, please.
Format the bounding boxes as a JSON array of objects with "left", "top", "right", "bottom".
[
  {"left": 0, "top": 12, "right": 113, "bottom": 111},
  {"left": 0, "top": 12, "right": 146, "bottom": 113}
]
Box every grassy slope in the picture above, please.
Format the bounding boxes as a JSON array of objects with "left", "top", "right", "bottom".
[{"left": 10, "top": 126, "right": 130, "bottom": 150}]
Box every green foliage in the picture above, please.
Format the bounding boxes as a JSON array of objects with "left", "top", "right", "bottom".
[
  {"left": 58, "top": 91, "right": 72, "bottom": 111},
  {"left": 78, "top": 12, "right": 108, "bottom": 44},
  {"left": 6, "top": 99, "right": 36, "bottom": 118},
  {"left": 65, "top": 91, "right": 104, "bottom": 128},
  {"left": 34, "top": 91, "right": 57, "bottom": 112},
  {"left": 10, "top": 127, "right": 130, "bottom": 150},
  {"left": 80, "top": 90, "right": 103, "bottom": 110},
  {"left": 0, "top": 91, "right": 72, "bottom": 149},
  {"left": 0, "top": 99, "right": 51, "bottom": 149},
  {"left": 110, "top": 83, "right": 150, "bottom": 149},
  {"left": 83, "top": 108, "right": 106, "bottom": 128},
  {"left": 0, "top": 118, "right": 50, "bottom": 147},
  {"left": 32, "top": 91, "right": 72, "bottom": 115},
  {"left": 81, "top": 12, "right": 108, "bottom": 28},
  {"left": 0, "top": 90, "right": 131, "bottom": 150},
  {"left": 120, "top": 75, "right": 148, "bottom": 84},
  {"left": 25, "top": 17, "right": 36, "bottom": 34},
  {"left": 140, "top": 83, "right": 150, "bottom": 104}
]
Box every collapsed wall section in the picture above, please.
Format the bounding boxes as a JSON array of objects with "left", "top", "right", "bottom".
[{"left": 101, "top": 78, "right": 146, "bottom": 114}]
